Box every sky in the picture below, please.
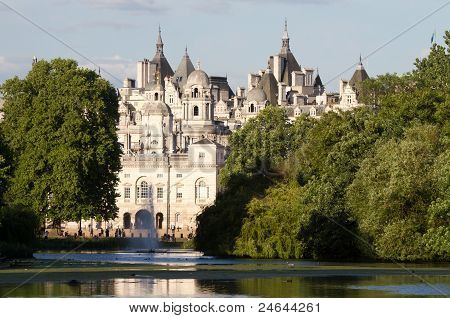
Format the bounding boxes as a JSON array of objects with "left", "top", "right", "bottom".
[{"left": 0, "top": 0, "right": 449, "bottom": 92}]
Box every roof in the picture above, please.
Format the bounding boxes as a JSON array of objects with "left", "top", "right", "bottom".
[
  {"left": 142, "top": 101, "right": 171, "bottom": 116},
  {"left": 258, "top": 71, "right": 278, "bottom": 105},
  {"left": 349, "top": 62, "right": 369, "bottom": 87},
  {"left": 209, "top": 76, "right": 234, "bottom": 98},
  {"left": 151, "top": 28, "right": 174, "bottom": 87},
  {"left": 247, "top": 87, "right": 266, "bottom": 103},
  {"left": 173, "top": 48, "right": 195, "bottom": 90},
  {"left": 186, "top": 69, "right": 210, "bottom": 88},
  {"left": 151, "top": 53, "right": 174, "bottom": 87},
  {"left": 192, "top": 138, "right": 224, "bottom": 147},
  {"left": 279, "top": 51, "right": 302, "bottom": 86},
  {"left": 314, "top": 73, "right": 323, "bottom": 87}
]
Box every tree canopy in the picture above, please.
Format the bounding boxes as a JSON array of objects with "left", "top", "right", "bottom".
[
  {"left": 0, "top": 58, "right": 122, "bottom": 223},
  {"left": 195, "top": 31, "right": 450, "bottom": 261}
]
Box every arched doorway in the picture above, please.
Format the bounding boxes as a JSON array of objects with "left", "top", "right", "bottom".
[
  {"left": 135, "top": 209, "right": 152, "bottom": 229},
  {"left": 156, "top": 213, "right": 164, "bottom": 230},
  {"left": 123, "top": 213, "right": 131, "bottom": 229}
]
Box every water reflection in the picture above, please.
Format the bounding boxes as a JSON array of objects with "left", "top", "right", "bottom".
[{"left": 1, "top": 275, "right": 448, "bottom": 297}]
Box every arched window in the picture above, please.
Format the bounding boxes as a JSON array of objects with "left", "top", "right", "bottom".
[
  {"left": 154, "top": 93, "right": 159, "bottom": 101},
  {"left": 123, "top": 213, "right": 131, "bottom": 229},
  {"left": 156, "top": 212, "right": 164, "bottom": 230},
  {"left": 175, "top": 213, "right": 180, "bottom": 223},
  {"left": 141, "top": 181, "right": 149, "bottom": 198},
  {"left": 137, "top": 181, "right": 150, "bottom": 199},
  {"left": 193, "top": 106, "right": 199, "bottom": 116},
  {"left": 250, "top": 104, "right": 255, "bottom": 113},
  {"left": 205, "top": 104, "right": 209, "bottom": 119},
  {"left": 196, "top": 179, "right": 209, "bottom": 201},
  {"left": 193, "top": 88, "right": 199, "bottom": 98}
]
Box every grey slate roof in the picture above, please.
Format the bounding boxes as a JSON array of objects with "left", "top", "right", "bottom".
[
  {"left": 151, "top": 52, "right": 174, "bottom": 87},
  {"left": 314, "top": 73, "right": 323, "bottom": 87},
  {"left": 258, "top": 71, "right": 278, "bottom": 105},
  {"left": 173, "top": 49, "right": 195, "bottom": 89},
  {"left": 349, "top": 63, "right": 369, "bottom": 87},
  {"left": 279, "top": 51, "right": 302, "bottom": 86},
  {"left": 151, "top": 28, "right": 174, "bottom": 87}
]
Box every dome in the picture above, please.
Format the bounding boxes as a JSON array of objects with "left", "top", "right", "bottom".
[
  {"left": 247, "top": 87, "right": 266, "bottom": 103},
  {"left": 186, "top": 69, "right": 210, "bottom": 87},
  {"left": 141, "top": 101, "right": 171, "bottom": 116}
]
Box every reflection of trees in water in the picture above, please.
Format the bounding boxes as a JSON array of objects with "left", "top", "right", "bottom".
[
  {"left": 195, "top": 275, "right": 446, "bottom": 297},
  {"left": 2, "top": 275, "right": 448, "bottom": 297},
  {"left": 196, "top": 280, "right": 241, "bottom": 296}
]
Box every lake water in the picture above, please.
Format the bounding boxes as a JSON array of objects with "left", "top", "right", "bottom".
[{"left": 0, "top": 249, "right": 448, "bottom": 297}]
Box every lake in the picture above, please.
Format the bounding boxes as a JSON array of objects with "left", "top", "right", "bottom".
[{"left": 0, "top": 249, "right": 448, "bottom": 297}]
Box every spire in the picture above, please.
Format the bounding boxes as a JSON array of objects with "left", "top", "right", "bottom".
[
  {"left": 173, "top": 46, "right": 195, "bottom": 88},
  {"left": 356, "top": 54, "right": 365, "bottom": 70},
  {"left": 282, "top": 18, "right": 290, "bottom": 51},
  {"left": 156, "top": 25, "right": 163, "bottom": 54}
]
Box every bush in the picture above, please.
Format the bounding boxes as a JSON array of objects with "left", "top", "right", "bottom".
[
  {"left": 0, "top": 205, "right": 39, "bottom": 258},
  {"left": 0, "top": 205, "right": 40, "bottom": 245},
  {"left": 0, "top": 242, "right": 34, "bottom": 258}
]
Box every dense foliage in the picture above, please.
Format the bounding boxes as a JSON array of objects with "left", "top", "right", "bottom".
[
  {"left": 0, "top": 58, "right": 122, "bottom": 224},
  {"left": 195, "top": 32, "right": 450, "bottom": 261},
  {"left": 0, "top": 205, "right": 40, "bottom": 258}
]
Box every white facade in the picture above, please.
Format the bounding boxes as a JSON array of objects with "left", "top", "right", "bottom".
[{"left": 113, "top": 29, "right": 229, "bottom": 239}]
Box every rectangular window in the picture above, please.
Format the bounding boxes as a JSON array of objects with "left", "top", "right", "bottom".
[
  {"left": 124, "top": 173, "right": 130, "bottom": 178},
  {"left": 176, "top": 173, "right": 182, "bottom": 178},
  {"left": 157, "top": 173, "right": 163, "bottom": 178},
  {"left": 124, "top": 187, "right": 130, "bottom": 199},
  {"left": 199, "top": 152, "right": 205, "bottom": 159},
  {"left": 157, "top": 187, "right": 163, "bottom": 199},
  {"left": 176, "top": 192, "right": 183, "bottom": 199}
]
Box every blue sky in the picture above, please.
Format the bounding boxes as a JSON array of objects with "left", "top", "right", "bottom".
[{"left": 0, "top": 0, "right": 449, "bottom": 91}]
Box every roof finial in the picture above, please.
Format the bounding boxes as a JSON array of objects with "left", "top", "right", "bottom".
[
  {"left": 282, "top": 18, "right": 290, "bottom": 49},
  {"left": 316, "top": 66, "right": 319, "bottom": 75},
  {"left": 359, "top": 53, "right": 362, "bottom": 64},
  {"left": 32, "top": 56, "right": 38, "bottom": 65},
  {"left": 196, "top": 59, "right": 201, "bottom": 70},
  {"left": 156, "top": 25, "right": 163, "bottom": 53}
]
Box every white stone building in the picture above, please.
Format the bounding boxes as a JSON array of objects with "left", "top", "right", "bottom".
[{"left": 113, "top": 28, "right": 231, "bottom": 239}]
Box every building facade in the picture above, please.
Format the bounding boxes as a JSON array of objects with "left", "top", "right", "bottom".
[{"left": 114, "top": 28, "right": 230, "bottom": 239}]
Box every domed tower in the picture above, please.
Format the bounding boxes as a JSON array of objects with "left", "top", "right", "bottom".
[
  {"left": 182, "top": 61, "right": 214, "bottom": 123},
  {"left": 180, "top": 61, "right": 216, "bottom": 147},
  {"left": 138, "top": 73, "right": 174, "bottom": 155},
  {"left": 242, "top": 87, "right": 267, "bottom": 122}
]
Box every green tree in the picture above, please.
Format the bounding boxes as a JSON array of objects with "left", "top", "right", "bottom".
[
  {"left": 347, "top": 124, "right": 449, "bottom": 260},
  {"left": 0, "top": 58, "right": 121, "bottom": 224},
  {"left": 219, "top": 105, "right": 293, "bottom": 186}
]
